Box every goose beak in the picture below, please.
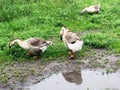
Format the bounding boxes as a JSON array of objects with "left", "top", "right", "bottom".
[
  {"left": 80, "top": 11, "right": 83, "bottom": 14},
  {"left": 8, "top": 42, "right": 12, "bottom": 48},
  {"left": 9, "top": 46, "right": 11, "bottom": 48},
  {"left": 60, "top": 35, "right": 62, "bottom": 40}
]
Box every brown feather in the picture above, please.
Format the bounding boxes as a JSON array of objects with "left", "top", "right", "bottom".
[
  {"left": 65, "top": 31, "right": 80, "bottom": 43},
  {"left": 26, "top": 38, "right": 47, "bottom": 46}
]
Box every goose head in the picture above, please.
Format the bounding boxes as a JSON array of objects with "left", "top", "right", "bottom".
[
  {"left": 9, "top": 38, "right": 21, "bottom": 48},
  {"left": 60, "top": 26, "right": 69, "bottom": 40}
]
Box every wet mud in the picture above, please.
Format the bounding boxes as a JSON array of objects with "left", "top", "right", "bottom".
[{"left": 0, "top": 49, "right": 120, "bottom": 90}]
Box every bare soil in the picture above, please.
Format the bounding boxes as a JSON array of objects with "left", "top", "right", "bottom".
[{"left": 0, "top": 49, "right": 120, "bottom": 90}]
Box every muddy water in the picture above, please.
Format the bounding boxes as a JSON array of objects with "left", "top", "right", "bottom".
[{"left": 25, "top": 69, "right": 120, "bottom": 90}]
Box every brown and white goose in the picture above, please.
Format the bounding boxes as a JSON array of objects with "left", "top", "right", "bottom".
[
  {"left": 80, "top": 4, "right": 100, "bottom": 14},
  {"left": 60, "top": 26, "right": 83, "bottom": 59},
  {"left": 9, "top": 38, "right": 52, "bottom": 56}
]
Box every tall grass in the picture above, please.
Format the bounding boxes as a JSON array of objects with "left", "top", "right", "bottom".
[{"left": 0, "top": 0, "right": 120, "bottom": 61}]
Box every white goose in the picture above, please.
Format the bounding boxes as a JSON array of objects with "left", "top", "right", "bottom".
[
  {"left": 60, "top": 26, "right": 83, "bottom": 59},
  {"left": 9, "top": 38, "right": 52, "bottom": 56},
  {"left": 80, "top": 4, "right": 101, "bottom": 14}
]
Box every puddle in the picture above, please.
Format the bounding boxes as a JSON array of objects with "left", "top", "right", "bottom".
[{"left": 25, "top": 69, "right": 120, "bottom": 90}]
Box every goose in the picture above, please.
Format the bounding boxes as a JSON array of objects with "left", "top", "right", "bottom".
[
  {"left": 80, "top": 4, "right": 100, "bottom": 14},
  {"left": 9, "top": 38, "right": 52, "bottom": 56},
  {"left": 60, "top": 26, "right": 83, "bottom": 59}
]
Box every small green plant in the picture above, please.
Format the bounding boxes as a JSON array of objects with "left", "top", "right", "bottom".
[
  {"left": 8, "top": 44, "right": 27, "bottom": 60},
  {"left": 106, "top": 68, "right": 115, "bottom": 74},
  {"left": 0, "top": 74, "right": 8, "bottom": 84},
  {"left": 115, "top": 60, "right": 120, "bottom": 66}
]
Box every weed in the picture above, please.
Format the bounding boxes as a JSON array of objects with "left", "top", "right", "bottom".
[
  {"left": 106, "top": 68, "right": 115, "bottom": 74},
  {"left": 0, "top": 74, "right": 8, "bottom": 84},
  {"left": 115, "top": 60, "right": 120, "bottom": 66}
]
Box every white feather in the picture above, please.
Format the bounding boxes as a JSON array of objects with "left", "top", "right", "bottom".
[
  {"left": 40, "top": 46, "right": 47, "bottom": 52},
  {"left": 86, "top": 7, "right": 96, "bottom": 13},
  {"left": 68, "top": 40, "right": 83, "bottom": 52}
]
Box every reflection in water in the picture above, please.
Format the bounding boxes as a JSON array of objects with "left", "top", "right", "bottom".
[
  {"left": 27, "top": 69, "right": 120, "bottom": 90},
  {"left": 62, "top": 71, "right": 82, "bottom": 85}
]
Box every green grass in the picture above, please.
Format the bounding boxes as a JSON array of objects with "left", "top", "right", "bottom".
[
  {"left": 83, "top": 32, "right": 115, "bottom": 49},
  {"left": 0, "top": 0, "right": 120, "bottom": 62}
]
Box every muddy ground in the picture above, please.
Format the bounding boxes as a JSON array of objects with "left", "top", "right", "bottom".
[{"left": 0, "top": 49, "right": 120, "bottom": 90}]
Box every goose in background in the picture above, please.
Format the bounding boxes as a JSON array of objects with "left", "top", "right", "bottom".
[{"left": 80, "top": 4, "right": 101, "bottom": 14}]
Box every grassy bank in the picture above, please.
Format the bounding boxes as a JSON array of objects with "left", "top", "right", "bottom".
[{"left": 0, "top": 0, "right": 120, "bottom": 62}]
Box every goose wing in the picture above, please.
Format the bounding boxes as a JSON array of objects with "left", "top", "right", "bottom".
[
  {"left": 26, "top": 38, "right": 47, "bottom": 46},
  {"left": 92, "top": 5, "right": 99, "bottom": 9},
  {"left": 65, "top": 32, "right": 80, "bottom": 43}
]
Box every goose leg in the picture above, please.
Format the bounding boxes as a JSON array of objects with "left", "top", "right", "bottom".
[
  {"left": 68, "top": 50, "right": 74, "bottom": 59},
  {"left": 26, "top": 52, "right": 31, "bottom": 56},
  {"left": 33, "top": 52, "right": 41, "bottom": 60}
]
